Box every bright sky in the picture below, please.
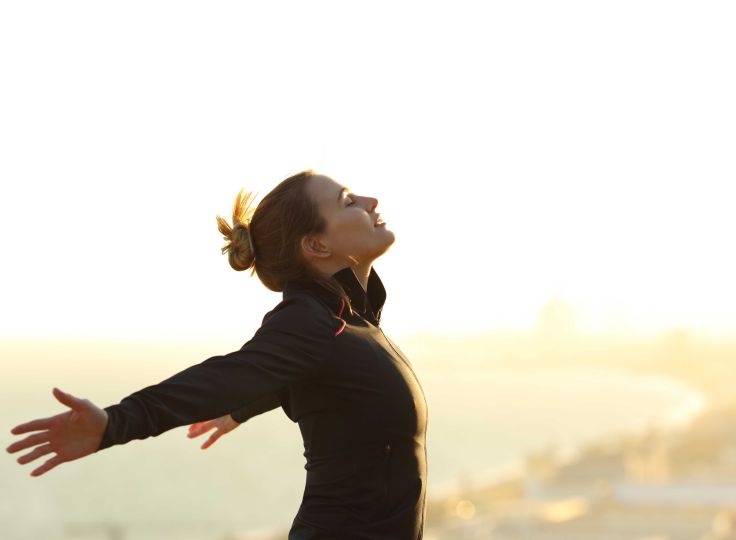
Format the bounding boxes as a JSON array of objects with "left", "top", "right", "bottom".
[{"left": 1, "top": 1, "right": 734, "bottom": 343}]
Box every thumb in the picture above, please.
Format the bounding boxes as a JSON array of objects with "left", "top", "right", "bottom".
[{"left": 53, "top": 387, "right": 85, "bottom": 411}]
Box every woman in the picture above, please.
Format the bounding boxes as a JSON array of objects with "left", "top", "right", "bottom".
[{"left": 7, "top": 170, "right": 429, "bottom": 539}]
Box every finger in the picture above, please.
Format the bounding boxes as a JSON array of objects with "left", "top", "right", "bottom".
[
  {"left": 16, "top": 443, "right": 53, "bottom": 465},
  {"left": 52, "top": 387, "right": 86, "bottom": 411},
  {"left": 6, "top": 431, "right": 51, "bottom": 454},
  {"left": 188, "top": 423, "right": 215, "bottom": 438},
  {"left": 202, "top": 432, "right": 221, "bottom": 450},
  {"left": 31, "top": 454, "right": 64, "bottom": 477},
  {"left": 10, "top": 416, "right": 56, "bottom": 435},
  {"left": 188, "top": 420, "right": 215, "bottom": 433}
]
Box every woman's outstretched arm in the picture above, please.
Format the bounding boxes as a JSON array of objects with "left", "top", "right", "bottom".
[
  {"left": 230, "top": 390, "right": 282, "bottom": 423},
  {"left": 99, "top": 294, "right": 336, "bottom": 450},
  {"left": 7, "top": 294, "right": 337, "bottom": 474}
]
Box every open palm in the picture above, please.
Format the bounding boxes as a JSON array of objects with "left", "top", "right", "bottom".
[{"left": 6, "top": 387, "right": 108, "bottom": 477}]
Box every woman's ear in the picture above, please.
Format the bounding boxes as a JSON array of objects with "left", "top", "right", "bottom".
[{"left": 300, "top": 234, "right": 331, "bottom": 261}]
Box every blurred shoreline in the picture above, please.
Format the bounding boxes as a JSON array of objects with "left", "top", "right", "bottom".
[
  {"left": 398, "top": 327, "right": 736, "bottom": 540},
  {"left": 2, "top": 327, "right": 730, "bottom": 540}
]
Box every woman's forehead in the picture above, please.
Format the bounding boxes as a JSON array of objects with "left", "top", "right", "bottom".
[{"left": 309, "top": 174, "right": 346, "bottom": 202}]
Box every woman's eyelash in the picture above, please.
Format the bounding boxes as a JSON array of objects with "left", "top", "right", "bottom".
[{"left": 346, "top": 198, "right": 355, "bottom": 206}]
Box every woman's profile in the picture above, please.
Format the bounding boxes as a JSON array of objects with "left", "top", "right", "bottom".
[{"left": 6, "top": 169, "right": 429, "bottom": 539}]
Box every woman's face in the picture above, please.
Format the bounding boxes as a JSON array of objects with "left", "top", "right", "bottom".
[{"left": 305, "top": 174, "right": 395, "bottom": 267}]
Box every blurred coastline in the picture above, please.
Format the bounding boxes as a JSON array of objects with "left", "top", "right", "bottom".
[
  {"left": 2, "top": 326, "right": 732, "bottom": 539},
  {"left": 407, "top": 327, "right": 736, "bottom": 540}
]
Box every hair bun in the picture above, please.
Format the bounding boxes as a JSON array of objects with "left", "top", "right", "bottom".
[
  {"left": 217, "top": 188, "right": 258, "bottom": 273},
  {"left": 231, "top": 222, "right": 245, "bottom": 239}
]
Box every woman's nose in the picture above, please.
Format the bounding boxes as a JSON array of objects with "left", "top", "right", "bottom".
[{"left": 363, "top": 196, "right": 378, "bottom": 212}]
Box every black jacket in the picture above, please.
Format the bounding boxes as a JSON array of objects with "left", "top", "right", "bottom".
[{"left": 97, "top": 265, "right": 429, "bottom": 539}]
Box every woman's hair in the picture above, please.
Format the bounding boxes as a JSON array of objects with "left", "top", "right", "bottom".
[{"left": 216, "top": 169, "right": 353, "bottom": 313}]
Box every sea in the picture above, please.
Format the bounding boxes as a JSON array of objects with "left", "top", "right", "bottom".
[{"left": 0, "top": 338, "right": 705, "bottom": 540}]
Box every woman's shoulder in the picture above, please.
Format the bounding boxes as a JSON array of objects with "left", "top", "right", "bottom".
[{"left": 259, "top": 290, "right": 342, "bottom": 337}]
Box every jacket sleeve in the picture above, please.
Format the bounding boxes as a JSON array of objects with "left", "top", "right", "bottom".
[
  {"left": 96, "top": 294, "right": 337, "bottom": 451},
  {"left": 230, "top": 391, "right": 282, "bottom": 423}
]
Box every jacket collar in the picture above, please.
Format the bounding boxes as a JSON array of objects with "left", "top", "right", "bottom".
[{"left": 284, "top": 265, "right": 387, "bottom": 326}]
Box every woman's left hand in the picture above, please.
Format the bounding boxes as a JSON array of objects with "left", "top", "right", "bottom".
[{"left": 187, "top": 414, "right": 241, "bottom": 449}]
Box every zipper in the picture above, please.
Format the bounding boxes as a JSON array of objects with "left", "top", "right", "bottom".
[
  {"left": 347, "top": 309, "right": 427, "bottom": 402},
  {"left": 355, "top": 312, "right": 430, "bottom": 532},
  {"left": 377, "top": 326, "right": 428, "bottom": 399},
  {"left": 377, "top": 326, "right": 429, "bottom": 534},
  {"left": 384, "top": 441, "right": 392, "bottom": 502},
  {"left": 378, "top": 326, "right": 429, "bottom": 538}
]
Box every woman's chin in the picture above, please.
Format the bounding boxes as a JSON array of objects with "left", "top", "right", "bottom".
[{"left": 378, "top": 227, "right": 396, "bottom": 246}]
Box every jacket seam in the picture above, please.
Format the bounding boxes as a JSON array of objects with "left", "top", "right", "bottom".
[{"left": 288, "top": 290, "right": 340, "bottom": 376}]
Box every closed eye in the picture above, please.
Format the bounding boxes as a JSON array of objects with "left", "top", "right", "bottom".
[{"left": 346, "top": 196, "right": 356, "bottom": 206}]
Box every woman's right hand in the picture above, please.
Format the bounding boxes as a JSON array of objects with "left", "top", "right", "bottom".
[
  {"left": 6, "top": 387, "right": 108, "bottom": 477},
  {"left": 187, "top": 414, "right": 241, "bottom": 449}
]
